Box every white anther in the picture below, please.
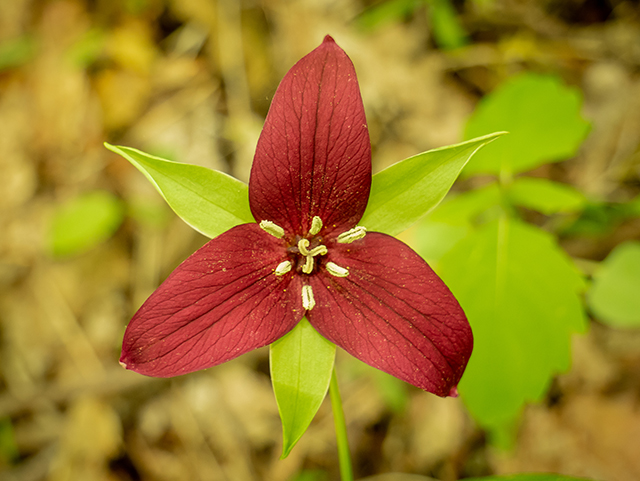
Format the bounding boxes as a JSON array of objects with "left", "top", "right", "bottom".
[
  {"left": 302, "top": 256, "right": 314, "bottom": 274},
  {"left": 274, "top": 260, "right": 292, "bottom": 276},
  {"left": 337, "top": 226, "right": 367, "bottom": 244},
  {"left": 260, "top": 220, "right": 285, "bottom": 239},
  {"left": 309, "top": 216, "right": 323, "bottom": 236},
  {"left": 302, "top": 285, "right": 316, "bottom": 310},
  {"left": 298, "top": 238, "right": 310, "bottom": 256},
  {"left": 326, "top": 261, "right": 349, "bottom": 277}
]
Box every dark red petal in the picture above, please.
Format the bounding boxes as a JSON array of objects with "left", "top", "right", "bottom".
[
  {"left": 120, "top": 224, "right": 304, "bottom": 377},
  {"left": 307, "top": 233, "right": 472, "bottom": 396},
  {"left": 249, "top": 36, "right": 371, "bottom": 237}
]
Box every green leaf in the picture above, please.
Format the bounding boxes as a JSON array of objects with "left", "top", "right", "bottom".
[
  {"left": 508, "top": 177, "right": 586, "bottom": 215},
  {"left": 429, "top": 182, "right": 502, "bottom": 225},
  {"left": 67, "top": 28, "right": 106, "bottom": 67},
  {"left": 360, "top": 132, "right": 506, "bottom": 236},
  {"left": 355, "top": 0, "right": 423, "bottom": 31},
  {"left": 413, "top": 221, "right": 470, "bottom": 264},
  {"left": 50, "top": 190, "right": 124, "bottom": 257},
  {"left": 464, "top": 73, "right": 590, "bottom": 176},
  {"left": 270, "top": 318, "right": 336, "bottom": 458},
  {"left": 411, "top": 183, "right": 502, "bottom": 263},
  {"left": 0, "top": 418, "right": 18, "bottom": 464},
  {"left": 438, "top": 217, "right": 587, "bottom": 437},
  {"left": 105, "top": 143, "right": 253, "bottom": 238},
  {"left": 0, "top": 35, "right": 37, "bottom": 71},
  {"left": 588, "top": 241, "right": 640, "bottom": 328},
  {"left": 426, "top": 0, "right": 469, "bottom": 50}
]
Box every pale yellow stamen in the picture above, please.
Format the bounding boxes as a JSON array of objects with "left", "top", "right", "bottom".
[
  {"left": 326, "top": 261, "right": 349, "bottom": 277},
  {"left": 260, "top": 220, "right": 285, "bottom": 239},
  {"left": 337, "top": 225, "right": 367, "bottom": 244},
  {"left": 309, "top": 216, "right": 323, "bottom": 236},
  {"left": 302, "top": 285, "right": 315, "bottom": 310},
  {"left": 275, "top": 260, "right": 292, "bottom": 276}
]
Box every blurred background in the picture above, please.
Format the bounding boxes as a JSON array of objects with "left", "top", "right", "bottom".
[{"left": 1, "top": 0, "right": 640, "bottom": 480}]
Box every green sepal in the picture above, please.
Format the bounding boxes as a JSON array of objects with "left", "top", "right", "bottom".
[
  {"left": 360, "top": 132, "right": 506, "bottom": 236},
  {"left": 270, "top": 318, "right": 336, "bottom": 458},
  {"left": 105, "top": 143, "right": 254, "bottom": 238}
]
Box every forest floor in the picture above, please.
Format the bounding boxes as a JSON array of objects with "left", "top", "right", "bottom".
[{"left": 1, "top": 1, "right": 640, "bottom": 480}]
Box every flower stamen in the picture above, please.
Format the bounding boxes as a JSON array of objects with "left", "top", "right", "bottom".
[
  {"left": 309, "top": 216, "right": 323, "bottom": 236},
  {"left": 260, "top": 220, "right": 285, "bottom": 239},
  {"left": 302, "top": 285, "right": 315, "bottom": 310},
  {"left": 326, "top": 261, "right": 349, "bottom": 277},
  {"left": 337, "top": 226, "right": 367, "bottom": 244},
  {"left": 274, "top": 261, "right": 292, "bottom": 276}
]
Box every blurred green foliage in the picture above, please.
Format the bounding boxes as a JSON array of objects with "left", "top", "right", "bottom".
[
  {"left": 588, "top": 241, "right": 640, "bottom": 328},
  {"left": 0, "top": 419, "right": 18, "bottom": 467},
  {"left": 356, "top": 0, "right": 468, "bottom": 49},
  {"left": 440, "top": 218, "right": 586, "bottom": 445},
  {"left": 414, "top": 72, "right": 591, "bottom": 446},
  {"left": 0, "top": 35, "right": 37, "bottom": 71},
  {"left": 50, "top": 190, "right": 124, "bottom": 258},
  {"left": 464, "top": 73, "right": 590, "bottom": 177}
]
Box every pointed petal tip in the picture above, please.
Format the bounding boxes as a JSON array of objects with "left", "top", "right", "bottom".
[
  {"left": 323, "top": 35, "right": 335, "bottom": 44},
  {"left": 448, "top": 386, "right": 459, "bottom": 398}
]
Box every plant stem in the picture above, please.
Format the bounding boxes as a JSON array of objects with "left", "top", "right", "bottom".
[{"left": 329, "top": 368, "right": 353, "bottom": 481}]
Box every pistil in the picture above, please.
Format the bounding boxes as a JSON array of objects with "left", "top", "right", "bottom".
[{"left": 297, "top": 238, "right": 328, "bottom": 275}]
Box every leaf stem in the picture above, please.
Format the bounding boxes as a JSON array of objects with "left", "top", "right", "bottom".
[{"left": 329, "top": 368, "right": 353, "bottom": 481}]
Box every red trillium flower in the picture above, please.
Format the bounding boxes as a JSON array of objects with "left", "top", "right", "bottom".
[{"left": 120, "top": 36, "right": 473, "bottom": 397}]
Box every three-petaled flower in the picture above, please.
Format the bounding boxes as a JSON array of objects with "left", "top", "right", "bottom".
[{"left": 120, "top": 36, "right": 473, "bottom": 397}]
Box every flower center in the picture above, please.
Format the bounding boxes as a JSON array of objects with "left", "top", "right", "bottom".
[{"left": 259, "top": 216, "right": 367, "bottom": 310}]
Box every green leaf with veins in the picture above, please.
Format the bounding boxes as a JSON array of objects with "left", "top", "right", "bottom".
[
  {"left": 463, "top": 73, "right": 590, "bottom": 176},
  {"left": 361, "top": 132, "right": 506, "bottom": 236},
  {"left": 438, "top": 217, "right": 587, "bottom": 439},
  {"left": 588, "top": 241, "right": 640, "bottom": 328},
  {"left": 507, "top": 177, "right": 586, "bottom": 215},
  {"left": 412, "top": 183, "right": 502, "bottom": 263},
  {"left": 105, "top": 143, "right": 253, "bottom": 238},
  {"left": 270, "top": 318, "right": 336, "bottom": 458}
]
